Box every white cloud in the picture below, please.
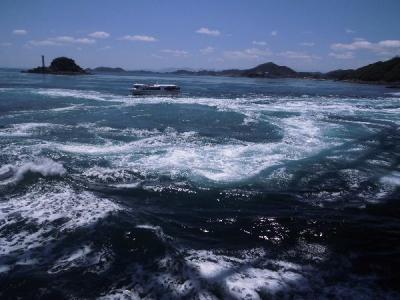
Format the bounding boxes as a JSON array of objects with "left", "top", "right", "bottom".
[
  {"left": 88, "top": 31, "right": 110, "bottom": 39},
  {"left": 271, "top": 30, "right": 278, "bottom": 36},
  {"left": 200, "top": 46, "right": 214, "bottom": 54},
  {"left": 75, "top": 38, "right": 96, "bottom": 44},
  {"left": 13, "top": 29, "right": 27, "bottom": 35},
  {"left": 328, "top": 52, "right": 354, "bottom": 59},
  {"left": 224, "top": 48, "right": 272, "bottom": 59},
  {"left": 28, "top": 40, "right": 61, "bottom": 47},
  {"left": 52, "top": 36, "right": 96, "bottom": 44},
  {"left": 278, "top": 51, "right": 320, "bottom": 60},
  {"left": 196, "top": 27, "right": 220, "bottom": 36},
  {"left": 51, "top": 36, "right": 75, "bottom": 43},
  {"left": 378, "top": 40, "right": 400, "bottom": 48},
  {"left": 98, "top": 46, "right": 111, "bottom": 50},
  {"left": 120, "top": 35, "right": 157, "bottom": 42},
  {"left": 151, "top": 54, "right": 164, "bottom": 59},
  {"left": 252, "top": 41, "right": 267, "bottom": 46},
  {"left": 345, "top": 29, "right": 356, "bottom": 34},
  {"left": 0, "top": 42, "right": 12, "bottom": 47},
  {"left": 161, "top": 49, "right": 189, "bottom": 57},
  {"left": 331, "top": 39, "right": 375, "bottom": 51},
  {"left": 27, "top": 36, "right": 96, "bottom": 47},
  {"left": 300, "top": 42, "right": 315, "bottom": 47},
  {"left": 331, "top": 39, "right": 400, "bottom": 54}
]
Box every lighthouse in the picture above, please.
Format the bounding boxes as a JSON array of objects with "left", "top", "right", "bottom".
[{"left": 41, "top": 55, "right": 45, "bottom": 70}]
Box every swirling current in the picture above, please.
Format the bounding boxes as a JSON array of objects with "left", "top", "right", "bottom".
[{"left": 0, "top": 68, "right": 399, "bottom": 299}]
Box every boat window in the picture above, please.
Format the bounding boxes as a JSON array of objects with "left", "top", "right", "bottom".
[{"left": 164, "top": 86, "right": 179, "bottom": 91}]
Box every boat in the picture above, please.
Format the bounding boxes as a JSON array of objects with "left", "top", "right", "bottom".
[{"left": 131, "top": 83, "right": 180, "bottom": 96}]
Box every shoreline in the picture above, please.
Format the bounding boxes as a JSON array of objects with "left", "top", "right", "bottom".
[
  {"left": 21, "top": 70, "right": 89, "bottom": 76},
  {"left": 19, "top": 67, "right": 400, "bottom": 88}
]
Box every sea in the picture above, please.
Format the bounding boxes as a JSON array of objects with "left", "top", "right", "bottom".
[{"left": 0, "top": 68, "right": 399, "bottom": 299}]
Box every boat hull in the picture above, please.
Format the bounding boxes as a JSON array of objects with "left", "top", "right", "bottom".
[{"left": 131, "top": 90, "right": 180, "bottom": 96}]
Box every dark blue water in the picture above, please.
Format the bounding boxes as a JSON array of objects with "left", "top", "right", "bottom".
[{"left": 0, "top": 69, "right": 399, "bottom": 299}]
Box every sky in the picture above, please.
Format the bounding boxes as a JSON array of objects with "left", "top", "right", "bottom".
[{"left": 0, "top": 0, "right": 399, "bottom": 72}]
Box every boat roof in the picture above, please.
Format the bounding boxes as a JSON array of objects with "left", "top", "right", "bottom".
[{"left": 133, "top": 83, "right": 178, "bottom": 87}]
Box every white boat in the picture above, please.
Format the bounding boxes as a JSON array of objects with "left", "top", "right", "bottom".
[{"left": 131, "top": 83, "right": 180, "bottom": 96}]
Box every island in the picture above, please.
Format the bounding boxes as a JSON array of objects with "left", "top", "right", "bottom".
[
  {"left": 24, "top": 57, "right": 88, "bottom": 75},
  {"left": 326, "top": 56, "right": 400, "bottom": 83},
  {"left": 85, "top": 66, "right": 126, "bottom": 73},
  {"left": 167, "top": 56, "right": 400, "bottom": 85},
  {"left": 169, "top": 62, "right": 297, "bottom": 78},
  {"left": 23, "top": 55, "right": 400, "bottom": 86}
]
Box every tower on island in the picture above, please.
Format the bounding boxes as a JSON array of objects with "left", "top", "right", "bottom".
[{"left": 41, "top": 55, "right": 45, "bottom": 70}]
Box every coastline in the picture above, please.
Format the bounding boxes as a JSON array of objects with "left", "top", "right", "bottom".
[{"left": 21, "top": 70, "right": 89, "bottom": 76}]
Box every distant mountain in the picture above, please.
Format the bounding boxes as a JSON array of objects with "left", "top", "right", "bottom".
[
  {"left": 25, "top": 57, "right": 87, "bottom": 75},
  {"left": 169, "top": 57, "right": 400, "bottom": 84},
  {"left": 87, "top": 67, "right": 126, "bottom": 73},
  {"left": 24, "top": 56, "right": 400, "bottom": 84},
  {"left": 241, "top": 62, "right": 297, "bottom": 78},
  {"left": 326, "top": 57, "right": 400, "bottom": 83},
  {"left": 169, "top": 62, "right": 297, "bottom": 78},
  {"left": 350, "top": 57, "right": 400, "bottom": 82},
  {"left": 324, "top": 69, "right": 355, "bottom": 80}
]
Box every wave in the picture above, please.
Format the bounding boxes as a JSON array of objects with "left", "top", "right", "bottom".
[
  {"left": 2, "top": 87, "right": 398, "bottom": 192},
  {"left": 0, "top": 158, "right": 66, "bottom": 184},
  {"left": 48, "top": 104, "right": 85, "bottom": 112},
  {"left": 0, "top": 184, "right": 120, "bottom": 258},
  {"left": 26, "top": 88, "right": 400, "bottom": 126},
  {"left": 49, "top": 114, "right": 329, "bottom": 183},
  {"left": 0, "top": 88, "right": 15, "bottom": 92},
  {"left": 387, "top": 92, "right": 400, "bottom": 97},
  {"left": 76, "top": 122, "right": 161, "bottom": 138},
  {"left": 14, "top": 88, "right": 397, "bottom": 136},
  {"left": 35, "top": 88, "right": 110, "bottom": 101},
  {"left": 0, "top": 122, "right": 69, "bottom": 137},
  {"left": 47, "top": 244, "right": 106, "bottom": 275},
  {"left": 381, "top": 171, "right": 400, "bottom": 186},
  {"left": 100, "top": 245, "right": 396, "bottom": 299}
]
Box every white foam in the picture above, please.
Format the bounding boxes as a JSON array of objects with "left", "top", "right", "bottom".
[
  {"left": 36, "top": 88, "right": 109, "bottom": 101},
  {"left": 83, "top": 167, "right": 132, "bottom": 182},
  {"left": 49, "top": 104, "right": 84, "bottom": 112},
  {"left": 0, "top": 122, "right": 66, "bottom": 137},
  {"left": 0, "top": 158, "right": 66, "bottom": 185},
  {"left": 339, "top": 169, "right": 369, "bottom": 189},
  {"left": 0, "top": 184, "right": 120, "bottom": 256},
  {"left": 0, "top": 88, "right": 14, "bottom": 92},
  {"left": 77, "top": 123, "right": 161, "bottom": 138},
  {"left": 100, "top": 243, "right": 386, "bottom": 299},
  {"left": 63, "top": 245, "right": 92, "bottom": 262},
  {"left": 112, "top": 182, "right": 141, "bottom": 188},
  {"left": 380, "top": 171, "right": 400, "bottom": 186},
  {"left": 48, "top": 245, "right": 111, "bottom": 275},
  {"left": 135, "top": 224, "right": 161, "bottom": 231},
  {"left": 185, "top": 248, "right": 307, "bottom": 299},
  {"left": 56, "top": 141, "right": 137, "bottom": 155},
  {"left": 99, "top": 289, "right": 141, "bottom": 300},
  {"left": 46, "top": 114, "right": 329, "bottom": 184},
  {"left": 0, "top": 265, "right": 11, "bottom": 273},
  {"left": 17, "top": 88, "right": 400, "bottom": 126},
  {"left": 5, "top": 88, "right": 399, "bottom": 188}
]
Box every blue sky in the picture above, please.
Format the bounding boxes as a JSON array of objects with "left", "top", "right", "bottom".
[{"left": 0, "top": 0, "right": 399, "bottom": 71}]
